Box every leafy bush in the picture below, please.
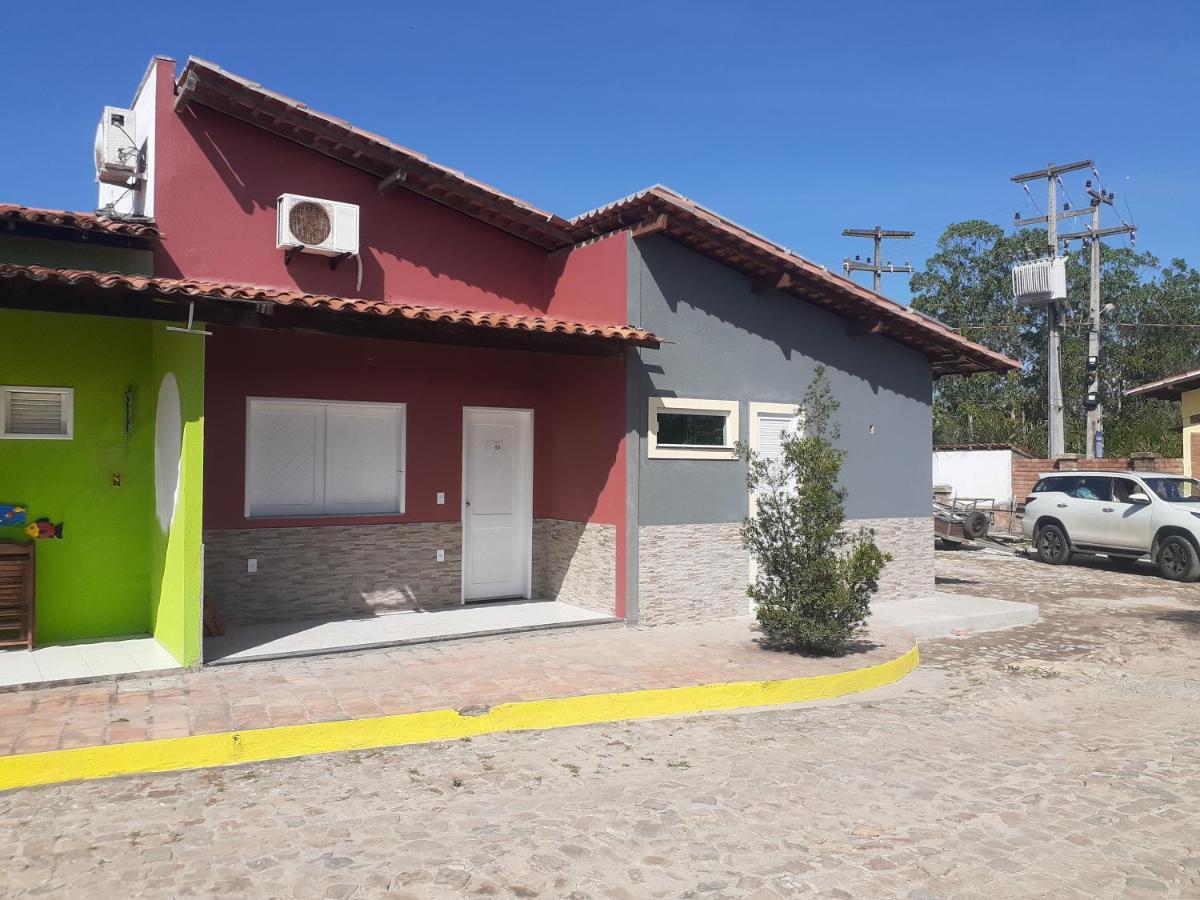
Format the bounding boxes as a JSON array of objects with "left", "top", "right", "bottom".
[{"left": 740, "top": 367, "right": 891, "bottom": 655}]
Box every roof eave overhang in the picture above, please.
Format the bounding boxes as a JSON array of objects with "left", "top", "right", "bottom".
[
  {"left": 175, "top": 59, "right": 574, "bottom": 251},
  {"left": 1124, "top": 371, "right": 1200, "bottom": 401},
  {"left": 0, "top": 267, "right": 660, "bottom": 357},
  {"left": 1, "top": 217, "right": 156, "bottom": 251},
  {"left": 574, "top": 191, "right": 1020, "bottom": 378}
]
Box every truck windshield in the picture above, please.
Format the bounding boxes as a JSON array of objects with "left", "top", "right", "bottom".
[{"left": 1142, "top": 477, "right": 1200, "bottom": 503}]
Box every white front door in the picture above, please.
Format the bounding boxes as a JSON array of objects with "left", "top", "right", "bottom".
[{"left": 462, "top": 408, "right": 533, "bottom": 602}]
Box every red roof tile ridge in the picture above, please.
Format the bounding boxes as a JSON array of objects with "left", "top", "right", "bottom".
[{"left": 0, "top": 203, "right": 160, "bottom": 238}]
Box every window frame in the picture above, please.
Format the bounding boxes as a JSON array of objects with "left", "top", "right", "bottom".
[
  {"left": 647, "top": 396, "right": 739, "bottom": 460},
  {"left": 0, "top": 385, "right": 74, "bottom": 440},
  {"left": 244, "top": 397, "right": 407, "bottom": 519},
  {"left": 747, "top": 401, "right": 801, "bottom": 456}
]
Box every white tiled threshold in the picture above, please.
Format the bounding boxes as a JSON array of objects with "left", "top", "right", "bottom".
[
  {"left": 0, "top": 636, "right": 183, "bottom": 689},
  {"left": 205, "top": 599, "right": 618, "bottom": 665}
]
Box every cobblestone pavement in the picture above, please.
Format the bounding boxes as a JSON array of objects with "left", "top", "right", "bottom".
[
  {"left": 3, "top": 549, "right": 1200, "bottom": 898},
  {"left": 0, "top": 620, "right": 911, "bottom": 756}
]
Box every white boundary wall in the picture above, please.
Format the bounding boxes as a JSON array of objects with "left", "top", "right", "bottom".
[{"left": 932, "top": 449, "right": 1014, "bottom": 504}]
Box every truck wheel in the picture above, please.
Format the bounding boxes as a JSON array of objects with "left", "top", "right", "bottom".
[
  {"left": 963, "top": 510, "right": 989, "bottom": 540},
  {"left": 1156, "top": 535, "right": 1200, "bottom": 582},
  {"left": 1035, "top": 523, "right": 1070, "bottom": 565}
]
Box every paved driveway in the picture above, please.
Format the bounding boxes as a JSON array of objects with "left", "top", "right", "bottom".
[{"left": 3, "top": 549, "right": 1199, "bottom": 898}]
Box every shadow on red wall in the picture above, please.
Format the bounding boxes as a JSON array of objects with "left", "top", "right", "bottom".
[
  {"left": 155, "top": 97, "right": 630, "bottom": 327},
  {"left": 202, "top": 328, "right": 626, "bottom": 527}
]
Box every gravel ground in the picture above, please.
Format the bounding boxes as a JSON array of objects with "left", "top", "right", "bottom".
[{"left": 2, "top": 548, "right": 1199, "bottom": 899}]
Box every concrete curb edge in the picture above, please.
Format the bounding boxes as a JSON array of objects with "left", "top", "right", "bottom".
[{"left": 0, "top": 645, "right": 919, "bottom": 792}]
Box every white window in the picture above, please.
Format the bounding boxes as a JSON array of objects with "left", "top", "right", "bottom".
[
  {"left": 0, "top": 386, "right": 73, "bottom": 439},
  {"left": 245, "top": 398, "right": 405, "bottom": 518},
  {"left": 750, "top": 402, "right": 801, "bottom": 467},
  {"left": 647, "top": 397, "right": 739, "bottom": 459}
]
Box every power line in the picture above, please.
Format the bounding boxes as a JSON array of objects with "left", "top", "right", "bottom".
[
  {"left": 954, "top": 321, "right": 1200, "bottom": 331},
  {"left": 1020, "top": 183, "right": 1042, "bottom": 214}
]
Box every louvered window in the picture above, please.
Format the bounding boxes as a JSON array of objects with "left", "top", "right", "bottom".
[
  {"left": 1, "top": 387, "right": 73, "bottom": 439},
  {"left": 245, "top": 398, "right": 406, "bottom": 518}
]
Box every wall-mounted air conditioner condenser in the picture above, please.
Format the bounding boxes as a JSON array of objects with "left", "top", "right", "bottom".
[
  {"left": 276, "top": 194, "right": 360, "bottom": 257},
  {"left": 94, "top": 107, "right": 139, "bottom": 185}
]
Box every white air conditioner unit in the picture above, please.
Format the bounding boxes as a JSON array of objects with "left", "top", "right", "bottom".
[
  {"left": 94, "top": 107, "right": 140, "bottom": 185},
  {"left": 1012, "top": 256, "right": 1067, "bottom": 306},
  {"left": 276, "top": 194, "right": 360, "bottom": 257}
]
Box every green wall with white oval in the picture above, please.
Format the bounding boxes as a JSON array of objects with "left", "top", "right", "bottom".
[{"left": 0, "top": 308, "right": 203, "bottom": 664}]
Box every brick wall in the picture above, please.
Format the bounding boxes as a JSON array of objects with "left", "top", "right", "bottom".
[
  {"left": 206, "top": 518, "right": 618, "bottom": 627},
  {"left": 636, "top": 515, "right": 932, "bottom": 627},
  {"left": 532, "top": 519, "right": 616, "bottom": 615},
  {"left": 204, "top": 523, "right": 463, "bottom": 626},
  {"left": 1011, "top": 456, "right": 1186, "bottom": 504}
]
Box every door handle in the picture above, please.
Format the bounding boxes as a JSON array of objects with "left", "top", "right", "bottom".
[
  {"left": 1102, "top": 507, "right": 1114, "bottom": 512},
  {"left": 465, "top": 499, "right": 471, "bottom": 507}
]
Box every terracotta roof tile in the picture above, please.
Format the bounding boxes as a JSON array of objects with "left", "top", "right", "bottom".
[
  {"left": 572, "top": 186, "right": 1022, "bottom": 377},
  {"left": 175, "top": 58, "right": 1019, "bottom": 375},
  {"left": 0, "top": 264, "right": 661, "bottom": 347},
  {"left": 0, "top": 204, "right": 159, "bottom": 238}
]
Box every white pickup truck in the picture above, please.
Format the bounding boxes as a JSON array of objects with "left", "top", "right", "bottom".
[{"left": 1021, "top": 471, "right": 1200, "bottom": 581}]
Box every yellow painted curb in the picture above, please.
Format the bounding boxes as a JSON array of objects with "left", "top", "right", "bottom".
[{"left": 0, "top": 645, "right": 918, "bottom": 793}]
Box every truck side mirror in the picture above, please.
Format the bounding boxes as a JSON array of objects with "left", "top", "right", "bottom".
[{"left": 1128, "top": 491, "right": 1151, "bottom": 505}]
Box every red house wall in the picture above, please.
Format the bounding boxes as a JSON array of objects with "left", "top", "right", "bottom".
[
  {"left": 147, "top": 59, "right": 632, "bottom": 617},
  {"left": 203, "top": 329, "right": 628, "bottom": 616},
  {"left": 150, "top": 59, "right": 628, "bottom": 326},
  {"left": 203, "top": 328, "right": 627, "bottom": 530}
]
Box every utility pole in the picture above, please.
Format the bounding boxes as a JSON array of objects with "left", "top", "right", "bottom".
[
  {"left": 1011, "top": 160, "right": 1092, "bottom": 459},
  {"left": 1058, "top": 182, "right": 1136, "bottom": 458},
  {"left": 842, "top": 226, "right": 914, "bottom": 293}
]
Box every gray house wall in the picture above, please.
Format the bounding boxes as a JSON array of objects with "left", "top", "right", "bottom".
[{"left": 626, "top": 234, "right": 934, "bottom": 625}]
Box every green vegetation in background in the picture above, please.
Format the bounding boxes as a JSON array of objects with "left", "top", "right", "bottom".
[{"left": 911, "top": 221, "right": 1200, "bottom": 457}]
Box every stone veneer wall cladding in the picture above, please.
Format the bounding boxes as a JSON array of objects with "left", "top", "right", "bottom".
[
  {"left": 848, "top": 516, "right": 933, "bottom": 602},
  {"left": 637, "top": 522, "right": 748, "bottom": 626},
  {"left": 532, "top": 518, "right": 616, "bottom": 615},
  {"left": 636, "top": 516, "right": 931, "bottom": 626},
  {"left": 203, "top": 523, "right": 463, "bottom": 626}
]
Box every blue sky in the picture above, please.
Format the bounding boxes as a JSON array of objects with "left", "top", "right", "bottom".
[{"left": 4, "top": 1, "right": 1196, "bottom": 303}]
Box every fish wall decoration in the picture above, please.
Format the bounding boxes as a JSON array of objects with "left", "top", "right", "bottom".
[{"left": 24, "top": 518, "right": 64, "bottom": 540}]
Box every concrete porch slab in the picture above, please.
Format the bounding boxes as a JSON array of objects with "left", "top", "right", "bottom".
[
  {"left": 871, "top": 592, "right": 1040, "bottom": 639},
  {"left": 204, "top": 600, "right": 620, "bottom": 665},
  {"left": 0, "top": 637, "right": 182, "bottom": 690}
]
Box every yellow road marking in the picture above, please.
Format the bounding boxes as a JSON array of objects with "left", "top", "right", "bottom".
[{"left": 0, "top": 645, "right": 918, "bottom": 792}]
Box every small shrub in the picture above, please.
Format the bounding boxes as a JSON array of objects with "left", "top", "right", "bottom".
[{"left": 739, "top": 366, "right": 891, "bottom": 655}]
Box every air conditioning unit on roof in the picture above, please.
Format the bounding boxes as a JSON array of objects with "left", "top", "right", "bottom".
[
  {"left": 94, "top": 107, "right": 139, "bottom": 185},
  {"left": 1011, "top": 256, "right": 1067, "bottom": 306},
  {"left": 277, "top": 194, "right": 360, "bottom": 257}
]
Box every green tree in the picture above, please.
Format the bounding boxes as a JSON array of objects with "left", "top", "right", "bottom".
[
  {"left": 911, "top": 220, "right": 1200, "bottom": 457},
  {"left": 739, "top": 367, "right": 890, "bottom": 656}
]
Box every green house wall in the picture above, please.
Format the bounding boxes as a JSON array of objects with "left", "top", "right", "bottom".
[{"left": 0, "top": 309, "right": 203, "bottom": 664}]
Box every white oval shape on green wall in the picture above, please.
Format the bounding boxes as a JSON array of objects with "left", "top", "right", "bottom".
[{"left": 154, "top": 372, "right": 182, "bottom": 532}]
